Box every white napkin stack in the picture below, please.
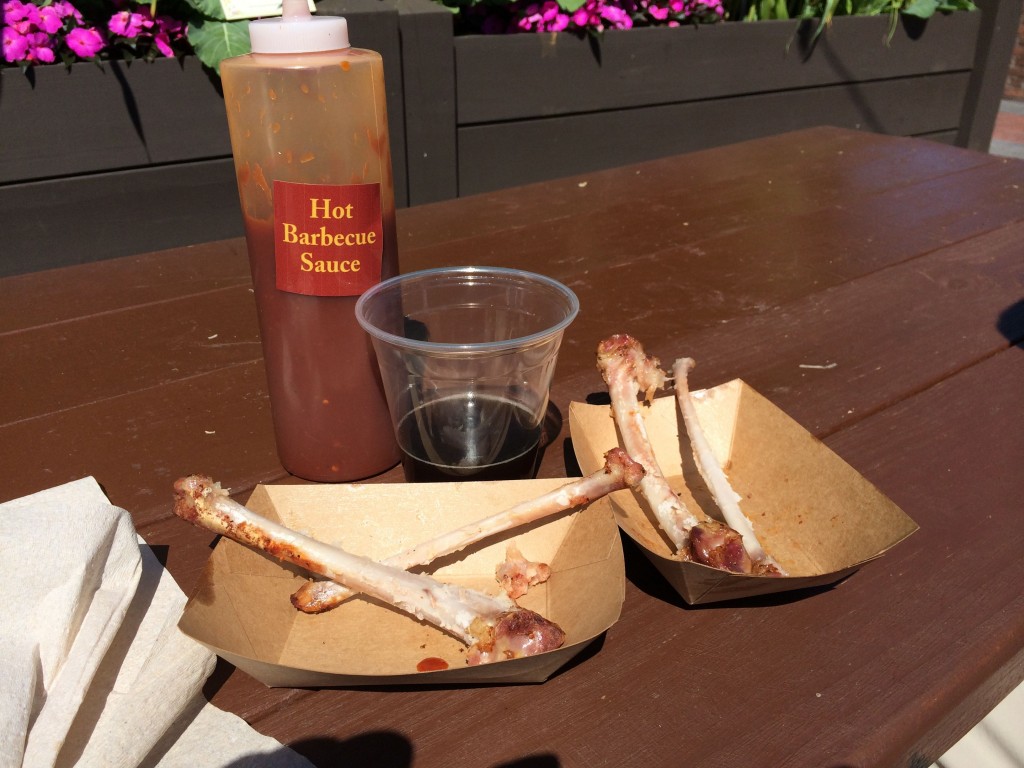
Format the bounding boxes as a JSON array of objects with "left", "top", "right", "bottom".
[{"left": 0, "top": 478, "right": 314, "bottom": 768}]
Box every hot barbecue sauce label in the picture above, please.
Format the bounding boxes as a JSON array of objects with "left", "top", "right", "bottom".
[{"left": 273, "top": 180, "right": 383, "bottom": 296}]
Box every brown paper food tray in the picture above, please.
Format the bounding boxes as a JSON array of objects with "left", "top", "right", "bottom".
[
  {"left": 178, "top": 478, "right": 624, "bottom": 687},
  {"left": 569, "top": 380, "right": 918, "bottom": 604}
]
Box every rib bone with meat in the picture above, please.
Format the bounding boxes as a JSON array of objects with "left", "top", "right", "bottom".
[
  {"left": 596, "top": 334, "right": 782, "bottom": 576},
  {"left": 290, "top": 447, "right": 644, "bottom": 613},
  {"left": 173, "top": 476, "right": 566, "bottom": 665},
  {"left": 673, "top": 357, "right": 783, "bottom": 574}
]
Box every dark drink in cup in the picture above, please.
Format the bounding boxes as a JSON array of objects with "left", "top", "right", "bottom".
[{"left": 397, "top": 392, "right": 543, "bottom": 482}]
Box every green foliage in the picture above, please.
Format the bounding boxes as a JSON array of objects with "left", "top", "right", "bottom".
[
  {"left": 186, "top": 17, "right": 251, "bottom": 72},
  {"left": 178, "top": 0, "right": 250, "bottom": 73},
  {"left": 724, "top": 0, "right": 976, "bottom": 39}
]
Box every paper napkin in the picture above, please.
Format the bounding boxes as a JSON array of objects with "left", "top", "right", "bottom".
[{"left": 0, "top": 478, "right": 313, "bottom": 768}]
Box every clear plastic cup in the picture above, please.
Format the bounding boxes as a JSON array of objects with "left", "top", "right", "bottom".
[{"left": 355, "top": 266, "right": 579, "bottom": 482}]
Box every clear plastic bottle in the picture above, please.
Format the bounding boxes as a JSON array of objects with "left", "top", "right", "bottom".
[{"left": 220, "top": 0, "right": 400, "bottom": 481}]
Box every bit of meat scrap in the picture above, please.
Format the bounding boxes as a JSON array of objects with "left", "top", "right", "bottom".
[
  {"left": 173, "top": 475, "right": 565, "bottom": 665},
  {"left": 496, "top": 542, "right": 551, "bottom": 600}
]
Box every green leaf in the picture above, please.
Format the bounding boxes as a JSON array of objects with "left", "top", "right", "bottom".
[
  {"left": 187, "top": 18, "right": 250, "bottom": 73},
  {"left": 853, "top": 0, "right": 892, "bottom": 15},
  {"left": 557, "top": 0, "right": 588, "bottom": 13},
  {"left": 900, "top": 0, "right": 940, "bottom": 17},
  {"left": 184, "top": 0, "right": 228, "bottom": 19},
  {"left": 808, "top": 0, "right": 839, "bottom": 43}
]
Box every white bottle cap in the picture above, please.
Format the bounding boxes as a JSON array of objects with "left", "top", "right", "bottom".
[{"left": 248, "top": 0, "right": 350, "bottom": 54}]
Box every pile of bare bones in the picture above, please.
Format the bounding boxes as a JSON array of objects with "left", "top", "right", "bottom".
[
  {"left": 173, "top": 447, "right": 644, "bottom": 667},
  {"left": 172, "top": 332, "right": 783, "bottom": 669},
  {"left": 597, "top": 333, "right": 784, "bottom": 577}
]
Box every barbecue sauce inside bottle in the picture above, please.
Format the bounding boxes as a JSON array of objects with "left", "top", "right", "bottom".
[{"left": 220, "top": 0, "right": 400, "bottom": 481}]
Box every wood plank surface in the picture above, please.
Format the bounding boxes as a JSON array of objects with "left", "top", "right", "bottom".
[
  {"left": 1, "top": 127, "right": 1021, "bottom": 768},
  {"left": 401, "top": 126, "right": 997, "bottom": 252}
]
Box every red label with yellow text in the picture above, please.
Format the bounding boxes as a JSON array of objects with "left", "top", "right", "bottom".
[{"left": 273, "top": 180, "right": 383, "bottom": 296}]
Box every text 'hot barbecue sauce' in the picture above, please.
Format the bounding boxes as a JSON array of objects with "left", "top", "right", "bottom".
[{"left": 220, "top": 0, "right": 400, "bottom": 481}]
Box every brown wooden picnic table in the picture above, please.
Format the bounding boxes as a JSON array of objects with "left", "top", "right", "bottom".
[{"left": 2, "top": 126, "right": 1022, "bottom": 767}]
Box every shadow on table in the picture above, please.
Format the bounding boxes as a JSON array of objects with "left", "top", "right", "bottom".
[
  {"left": 291, "top": 733, "right": 412, "bottom": 767},
  {"left": 997, "top": 298, "right": 1024, "bottom": 347},
  {"left": 221, "top": 736, "right": 562, "bottom": 767}
]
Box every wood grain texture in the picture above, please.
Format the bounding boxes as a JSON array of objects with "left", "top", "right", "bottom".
[{"left": 1, "top": 127, "right": 1021, "bottom": 768}]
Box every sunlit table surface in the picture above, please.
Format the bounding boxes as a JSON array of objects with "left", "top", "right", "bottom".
[{"left": 2, "top": 126, "right": 1022, "bottom": 768}]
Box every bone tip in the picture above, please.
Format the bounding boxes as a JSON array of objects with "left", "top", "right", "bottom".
[
  {"left": 172, "top": 474, "right": 220, "bottom": 523},
  {"left": 596, "top": 333, "right": 637, "bottom": 353},
  {"left": 603, "top": 447, "right": 646, "bottom": 489},
  {"left": 290, "top": 581, "right": 336, "bottom": 613},
  {"left": 674, "top": 357, "right": 696, "bottom": 376}
]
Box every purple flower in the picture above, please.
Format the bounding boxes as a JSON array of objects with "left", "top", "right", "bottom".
[{"left": 66, "top": 25, "right": 104, "bottom": 56}]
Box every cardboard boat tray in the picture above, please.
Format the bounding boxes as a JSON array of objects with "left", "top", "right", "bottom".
[
  {"left": 179, "top": 478, "right": 625, "bottom": 687},
  {"left": 569, "top": 380, "right": 918, "bottom": 604}
]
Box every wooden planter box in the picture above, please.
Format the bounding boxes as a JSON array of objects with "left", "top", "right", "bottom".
[
  {"left": 1, "top": 57, "right": 238, "bottom": 276},
  {"left": 1, "top": 0, "right": 1016, "bottom": 273},
  {"left": 0, "top": 0, "right": 405, "bottom": 276},
  {"left": 401, "top": 0, "right": 1018, "bottom": 203}
]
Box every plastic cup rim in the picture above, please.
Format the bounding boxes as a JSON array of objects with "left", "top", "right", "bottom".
[{"left": 355, "top": 266, "right": 580, "bottom": 356}]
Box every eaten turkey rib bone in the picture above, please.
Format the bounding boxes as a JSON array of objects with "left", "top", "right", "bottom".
[
  {"left": 596, "top": 334, "right": 778, "bottom": 575},
  {"left": 291, "top": 448, "right": 645, "bottom": 613},
  {"left": 173, "top": 476, "right": 566, "bottom": 665},
  {"left": 672, "top": 357, "right": 784, "bottom": 576}
]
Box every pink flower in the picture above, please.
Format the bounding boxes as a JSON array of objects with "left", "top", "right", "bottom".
[
  {"left": 151, "top": 28, "right": 173, "bottom": 56},
  {"left": 547, "top": 12, "right": 569, "bottom": 30},
  {"left": 3, "top": 25, "right": 29, "bottom": 62},
  {"left": 6, "top": 0, "right": 40, "bottom": 33},
  {"left": 25, "top": 30, "right": 56, "bottom": 63},
  {"left": 36, "top": 5, "right": 65, "bottom": 33},
  {"left": 53, "top": 0, "right": 83, "bottom": 20},
  {"left": 108, "top": 9, "right": 146, "bottom": 37},
  {"left": 66, "top": 25, "right": 104, "bottom": 56},
  {"left": 600, "top": 4, "right": 632, "bottom": 28},
  {"left": 151, "top": 14, "right": 185, "bottom": 56},
  {"left": 4, "top": 0, "right": 34, "bottom": 25},
  {"left": 571, "top": 4, "right": 593, "bottom": 26}
]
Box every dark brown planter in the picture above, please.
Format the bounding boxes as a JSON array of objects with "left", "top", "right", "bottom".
[
  {"left": 402, "top": 0, "right": 1018, "bottom": 203},
  {"left": 0, "top": 57, "right": 240, "bottom": 276},
  {"left": 0, "top": 0, "right": 405, "bottom": 276},
  {"left": 1, "top": 0, "right": 1016, "bottom": 273}
]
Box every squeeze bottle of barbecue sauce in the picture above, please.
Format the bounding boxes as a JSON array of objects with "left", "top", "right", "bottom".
[{"left": 220, "top": 0, "right": 400, "bottom": 481}]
